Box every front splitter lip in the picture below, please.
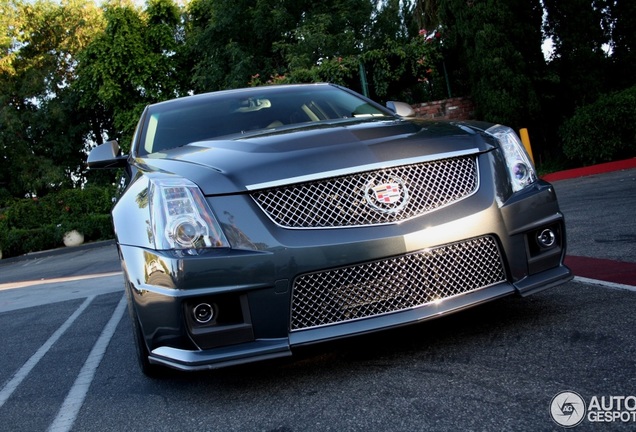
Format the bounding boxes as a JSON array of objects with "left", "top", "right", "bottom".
[
  {"left": 514, "top": 265, "right": 573, "bottom": 297},
  {"left": 149, "top": 338, "right": 291, "bottom": 371}
]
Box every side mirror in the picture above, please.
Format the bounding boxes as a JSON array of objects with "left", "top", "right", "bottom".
[
  {"left": 87, "top": 140, "right": 128, "bottom": 169},
  {"left": 386, "top": 101, "right": 416, "bottom": 118}
]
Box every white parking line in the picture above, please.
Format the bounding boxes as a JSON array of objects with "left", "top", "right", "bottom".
[
  {"left": 574, "top": 276, "right": 636, "bottom": 292},
  {"left": 0, "top": 296, "right": 96, "bottom": 409},
  {"left": 48, "top": 295, "right": 127, "bottom": 432},
  {"left": 20, "top": 256, "right": 51, "bottom": 267},
  {"left": 0, "top": 273, "right": 123, "bottom": 313},
  {"left": 0, "top": 272, "right": 122, "bottom": 291}
]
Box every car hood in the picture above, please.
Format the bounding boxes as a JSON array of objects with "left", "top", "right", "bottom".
[{"left": 135, "top": 119, "right": 496, "bottom": 195}]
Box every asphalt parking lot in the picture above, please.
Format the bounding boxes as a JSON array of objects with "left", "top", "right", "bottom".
[{"left": 0, "top": 163, "right": 634, "bottom": 431}]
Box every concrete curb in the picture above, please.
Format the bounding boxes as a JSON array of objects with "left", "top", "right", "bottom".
[{"left": 0, "top": 240, "right": 117, "bottom": 265}]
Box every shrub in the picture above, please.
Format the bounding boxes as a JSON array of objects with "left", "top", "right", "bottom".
[
  {"left": 0, "top": 189, "right": 11, "bottom": 208},
  {"left": 3, "top": 197, "right": 54, "bottom": 230},
  {"left": 74, "top": 214, "right": 114, "bottom": 242},
  {"left": 0, "top": 185, "right": 116, "bottom": 259},
  {"left": 2, "top": 226, "right": 61, "bottom": 257},
  {"left": 561, "top": 86, "right": 636, "bottom": 165}
]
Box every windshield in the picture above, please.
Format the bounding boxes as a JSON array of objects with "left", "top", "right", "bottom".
[{"left": 138, "top": 85, "right": 391, "bottom": 155}]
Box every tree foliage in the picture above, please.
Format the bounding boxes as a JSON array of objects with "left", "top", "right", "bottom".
[
  {"left": 75, "top": 0, "right": 186, "bottom": 152},
  {"left": 438, "top": 0, "right": 545, "bottom": 129},
  {"left": 543, "top": 0, "right": 611, "bottom": 113},
  {"left": 185, "top": 0, "right": 295, "bottom": 91},
  {"left": 0, "top": 0, "right": 634, "bottom": 201},
  {"left": 185, "top": 0, "right": 442, "bottom": 102},
  {"left": 0, "top": 0, "right": 104, "bottom": 197},
  {"left": 608, "top": 0, "right": 636, "bottom": 90}
]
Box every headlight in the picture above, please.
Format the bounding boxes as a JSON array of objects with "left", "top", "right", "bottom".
[
  {"left": 486, "top": 125, "right": 537, "bottom": 192},
  {"left": 148, "top": 176, "right": 229, "bottom": 251}
]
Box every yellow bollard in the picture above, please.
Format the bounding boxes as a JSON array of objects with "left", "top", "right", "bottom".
[{"left": 519, "top": 128, "right": 535, "bottom": 165}]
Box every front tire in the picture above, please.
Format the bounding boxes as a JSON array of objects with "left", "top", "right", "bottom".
[{"left": 124, "top": 281, "right": 167, "bottom": 378}]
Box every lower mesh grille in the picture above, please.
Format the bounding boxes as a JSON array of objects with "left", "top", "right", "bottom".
[{"left": 290, "top": 236, "right": 506, "bottom": 331}]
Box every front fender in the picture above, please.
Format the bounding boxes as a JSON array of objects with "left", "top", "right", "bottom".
[{"left": 113, "top": 174, "right": 155, "bottom": 249}]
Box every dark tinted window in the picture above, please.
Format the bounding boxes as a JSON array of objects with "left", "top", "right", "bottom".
[{"left": 139, "top": 86, "right": 389, "bottom": 154}]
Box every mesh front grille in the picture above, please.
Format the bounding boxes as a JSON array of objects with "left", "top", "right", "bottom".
[
  {"left": 290, "top": 236, "right": 506, "bottom": 331},
  {"left": 251, "top": 156, "right": 478, "bottom": 228}
]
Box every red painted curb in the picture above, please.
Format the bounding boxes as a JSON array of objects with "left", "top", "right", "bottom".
[
  {"left": 542, "top": 158, "right": 636, "bottom": 182},
  {"left": 565, "top": 255, "right": 636, "bottom": 286}
]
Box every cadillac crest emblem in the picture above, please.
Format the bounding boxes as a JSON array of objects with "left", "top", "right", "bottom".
[{"left": 364, "top": 177, "right": 409, "bottom": 214}]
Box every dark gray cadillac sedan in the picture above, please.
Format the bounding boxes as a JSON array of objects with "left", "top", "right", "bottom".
[{"left": 88, "top": 83, "right": 572, "bottom": 376}]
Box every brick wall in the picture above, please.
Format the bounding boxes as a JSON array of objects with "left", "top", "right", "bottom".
[{"left": 411, "top": 97, "right": 475, "bottom": 121}]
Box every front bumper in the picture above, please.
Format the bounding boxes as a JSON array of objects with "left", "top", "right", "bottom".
[
  {"left": 118, "top": 176, "right": 572, "bottom": 371},
  {"left": 128, "top": 264, "right": 571, "bottom": 372}
]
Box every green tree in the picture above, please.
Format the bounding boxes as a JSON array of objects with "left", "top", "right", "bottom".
[
  {"left": 273, "top": 0, "right": 442, "bottom": 101},
  {"left": 0, "top": 0, "right": 19, "bottom": 76},
  {"left": 0, "top": 0, "right": 104, "bottom": 197},
  {"left": 188, "top": 0, "right": 443, "bottom": 102},
  {"left": 438, "top": 0, "right": 545, "bottom": 129},
  {"left": 543, "top": 0, "right": 612, "bottom": 113},
  {"left": 607, "top": 0, "right": 636, "bottom": 90},
  {"left": 413, "top": 0, "right": 440, "bottom": 31},
  {"left": 363, "top": 0, "right": 444, "bottom": 102},
  {"left": 74, "top": 0, "right": 185, "bottom": 153},
  {"left": 265, "top": 0, "right": 375, "bottom": 95},
  {"left": 275, "top": 0, "right": 374, "bottom": 69},
  {"left": 185, "top": 0, "right": 303, "bottom": 92}
]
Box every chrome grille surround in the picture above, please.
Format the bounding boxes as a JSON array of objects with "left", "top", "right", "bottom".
[
  {"left": 251, "top": 155, "right": 479, "bottom": 228},
  {"left": 290, "top": 236, "right": 506, "bottom": 331}
]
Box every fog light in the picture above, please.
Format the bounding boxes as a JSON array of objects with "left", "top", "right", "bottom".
[
  {"left": 193, "top": 303, "right": 215, "bottom": 324},
  {"left": 536, "top": 228, "right": 556, "bottom": 249}
]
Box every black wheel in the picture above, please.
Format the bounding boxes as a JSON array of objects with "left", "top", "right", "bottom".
[{"left": 125, "top": 283, "right": 167, "bottom": 378}]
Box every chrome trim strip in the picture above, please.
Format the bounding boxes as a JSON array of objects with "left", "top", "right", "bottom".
[{"left": 246, "top": 148, "right": 482, "bottom": 191}]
